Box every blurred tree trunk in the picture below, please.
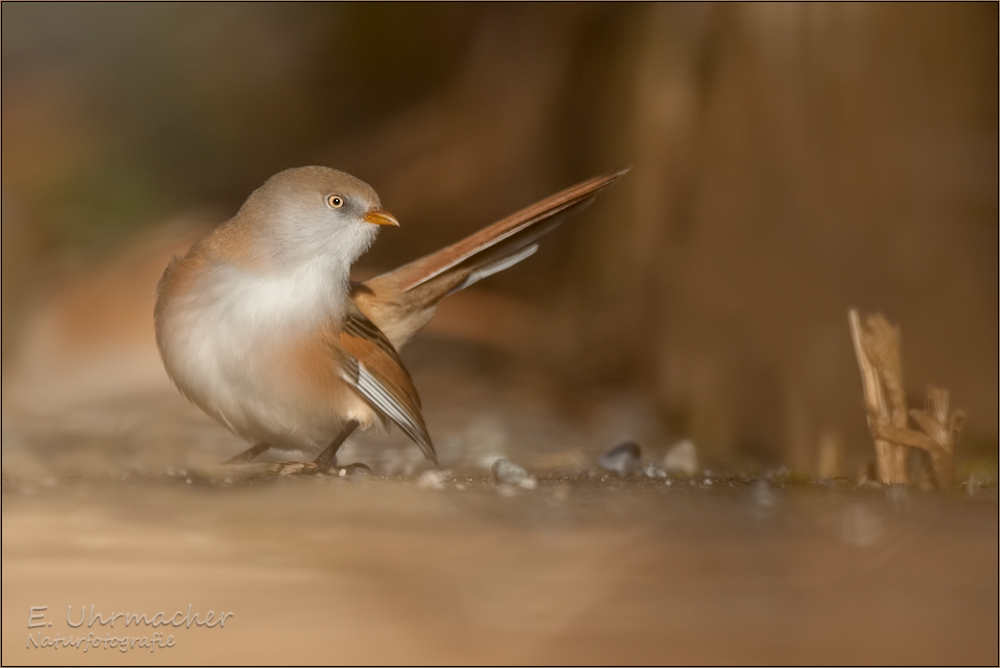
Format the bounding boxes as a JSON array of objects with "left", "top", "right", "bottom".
[{"left": 564, "top": 3, "right": 997, "bottom": 469}]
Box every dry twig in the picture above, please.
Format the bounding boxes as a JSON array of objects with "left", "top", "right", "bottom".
[{"left": 848, "top": 309, "right": 962, "bottom": 488}]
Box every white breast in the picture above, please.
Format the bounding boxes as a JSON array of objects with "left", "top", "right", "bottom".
[{"left": 157, "top": 256, "right": 352, "bottom": 450}]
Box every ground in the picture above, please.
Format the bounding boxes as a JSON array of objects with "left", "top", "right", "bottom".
[{"left": 3, "top": 466, "right": 997, "bottom": 665}]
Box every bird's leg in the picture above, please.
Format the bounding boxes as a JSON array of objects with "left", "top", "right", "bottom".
[
  {"left": 313, "top": 420, "right": 360, "bottom": 470},
  {"left": 227, "top": 441, "right": 271, "bottom": 464}
]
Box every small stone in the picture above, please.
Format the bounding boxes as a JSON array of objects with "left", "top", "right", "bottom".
[
  {"left": 599, "top": 442, "right": 642, "bottom": 475},
  {"left": 478, "top": 453, "right": 507, "bottom": 471},
  {"left": 342, "top": 463, "right": 373, "bottom": 478},
  {"left": 492, "top": 458, "right": 537, "bottom": 490},
  {"left": 643, "top": 464, "right": 666, "bottom": 478},
  {"left": 417, "top": 469, "right": 449, "bottom": 490},
  {"left": 663, "top": 440, "right": 698, "bottom": 476}
]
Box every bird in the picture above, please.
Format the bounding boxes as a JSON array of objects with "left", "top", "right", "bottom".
[{"left": 154, "top": 165, "right": 628, "bottom": 470}]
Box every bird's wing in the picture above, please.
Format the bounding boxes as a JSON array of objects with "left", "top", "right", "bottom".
[{"left": 334, "top": 302, "right": 436, "bottom": 464}]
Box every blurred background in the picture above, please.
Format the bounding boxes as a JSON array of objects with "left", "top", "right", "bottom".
[{"left": 2, "top": 2, "right": 997, "bottom": 476}]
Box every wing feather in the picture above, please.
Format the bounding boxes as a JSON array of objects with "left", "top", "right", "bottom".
[
  {"left": 365, "top": 167, "right": 630, "bottom": 294},
  {"left": 336, "top": 305, "right": 436, "bottom": 464}
]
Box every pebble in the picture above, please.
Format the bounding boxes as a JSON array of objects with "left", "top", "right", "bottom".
[
  {"left": 492, "top": 459, "right": 537, "bottom": 490},
  {"left": 663, "top": 440, "right": 698, "bottom": 476},
  {"left": 417, "top": 469, "right": 450, "bottom": 490},
  {"left": 478, "top": 453, "right": 507, "bottom": 471},
  {"left": 599, "top": 442, "right": 643, "bottom": 475},
  {"left": 643, "top": 464, "right": 667, "bottom": 479},
  {"left": 342, "top": 463, "right": 373, "bottom": 479}
]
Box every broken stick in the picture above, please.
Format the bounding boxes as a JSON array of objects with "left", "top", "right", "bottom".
[{"left": 847, "top": 309, "right": 963, "bottom": 488}]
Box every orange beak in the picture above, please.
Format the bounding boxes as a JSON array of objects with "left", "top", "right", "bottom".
[{"left": 362, "top": 207, "right": 400, "bottom": 227}]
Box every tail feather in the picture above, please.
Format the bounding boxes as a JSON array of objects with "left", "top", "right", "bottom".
[
  {"left": 455, "top": 243, "right": 539, "bottom": 294},
  {"left": 370, "top": 167, "right": 629, "bottom": 293},
  {"left": 356, "top": 167, "right": 629, "bottom": 347}
]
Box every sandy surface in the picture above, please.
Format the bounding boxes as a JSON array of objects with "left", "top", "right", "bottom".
[{"left": 3, "top": 472, "right": 997, "bottom": 666}]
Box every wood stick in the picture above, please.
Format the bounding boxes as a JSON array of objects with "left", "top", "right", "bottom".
[
  {"left": 849, "top": 309, "right": 907, "bottom": 484},
  {"left": 848, "top": 310, "right": 960, "bottom": 488}
]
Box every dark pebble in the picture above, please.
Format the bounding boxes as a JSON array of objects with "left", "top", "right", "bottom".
[
  {"left": 599, "top": 441, "right": 642, "bottom": 475},
  {"left": 492, "top": 458, "right": 537, "bottom": 489},
  {"left": 340, "top": 463, "right": 373, "bottom": 478}
]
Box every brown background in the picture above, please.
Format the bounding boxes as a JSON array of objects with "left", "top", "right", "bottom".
[{"left": 3, "top": 3, "right": 997, "bottom": 479}]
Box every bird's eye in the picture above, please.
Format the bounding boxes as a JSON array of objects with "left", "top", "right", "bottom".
[{"left": 327, "top": 195, "right": 344, "bottom": 209}]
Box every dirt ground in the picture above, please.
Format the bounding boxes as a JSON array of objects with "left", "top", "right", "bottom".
[{"left": 3, "top": 447, "right": 997, "bottom": 665}]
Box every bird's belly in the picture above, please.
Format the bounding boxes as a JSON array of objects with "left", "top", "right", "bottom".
[{"left": 158, "top": 301, "right": 377, "bottom": 452}]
